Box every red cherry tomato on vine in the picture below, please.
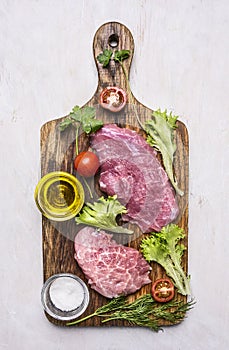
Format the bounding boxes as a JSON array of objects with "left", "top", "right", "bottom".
[
  {"left": 100, "top": 86, "right": 127, "bottom": 112},
  {"left": 151, "top": 278, "right": 175, "bottom": 303},
  {"left": 74, "top": 151, "right": 100, "bottom": 178}
]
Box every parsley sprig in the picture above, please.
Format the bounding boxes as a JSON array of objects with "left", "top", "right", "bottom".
[
  {"left": 97, "top": 49, "right": 130, "bottom": 68},
  {"left": 59, "top": 106, "right": 103, "bottom": 198},
  {"left": 59, "top": 105, "right": 103, "bottom": 155},
  {"left": 96, "top": 49, "right": 113, "bottom": 68}
]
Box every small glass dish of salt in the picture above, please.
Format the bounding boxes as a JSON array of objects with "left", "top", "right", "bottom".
[{"left": 41, "top": 273, "right": 90, "bottom": 321}]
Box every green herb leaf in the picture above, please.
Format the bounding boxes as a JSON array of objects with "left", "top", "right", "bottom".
[
  {"left": 59, "top": 117, "right": 74, "bottom": 131},
  {"left": 114, "top": 50, "right": 130, "bottom": 62},
  {"left": 70, "top": 105, "right": 103, "bottom": 134},
  {"left": 60, "top": 105, "right": 103, "bottom": 135},
  {"left": 97, "top": 49, "right": 113, "bottom": 67},
  {"left": 145, "top": 109, "right": 183, "bottom": 196},
  {"left": 81, "top": 116, "right": 103, "bottom": 134},
  {"left": 79, "top": 106, "right": 96, "bottom": 120},
  {"left": 72, "top": 105, "right": 81, "bottom": 114},
  {"left": 141, "top": 224, "right": 190, "bottom": 296},
  {"left": 96, "top": 49, "right": 130, "bottom": 67},
  {"left": 69, "top": 105, "right": 83, "bottom": 123},
  {"left": 75, "top": 195, "right": 133, "bottom": 234},
  {"left": 70, "top": 105, "right": 94, "bottom": 123}
]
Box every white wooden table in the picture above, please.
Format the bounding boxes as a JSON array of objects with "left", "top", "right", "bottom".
[{"left": 0, "top": 1, "right": 228, "bottom": 349}]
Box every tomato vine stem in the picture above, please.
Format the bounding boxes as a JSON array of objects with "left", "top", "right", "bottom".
[
  {"left": 75, "top": 125, "right": 79, "bottom": 156},
  {"left": 82, "top": 177, "right": 93, "bottom": 199},
  {"left": 75, "top": 123, "right": 93, "bottom": 199}
]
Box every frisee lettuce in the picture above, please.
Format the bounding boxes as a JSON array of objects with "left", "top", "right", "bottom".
[
  {"left": 75, "top": 195, "right": 133, "bottom": 234},
  {"left": 145, "top": 109, "right": 184, "bottom": 196},
  {"left": 140, "top": 224, "right": 190, "bottom": 295}
]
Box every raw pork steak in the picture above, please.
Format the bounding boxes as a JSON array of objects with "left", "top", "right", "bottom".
[
  {"left": 74, "top": 227, "right": 151, "bottom": 298},
  {"left": 91, "top": 124, "right": 179, "bottom": 232}
]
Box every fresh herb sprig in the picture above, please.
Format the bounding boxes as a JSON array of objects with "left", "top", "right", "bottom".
[
  {"left": 59, "top": 106, "right": 103, "bottom": 198},
  {"left": 67, "top": 296, "right": 126, "bottom": 326},
  {"left": 67, "top": 293, "right": 195, "bottom": 331},
  {"left": 102, "top": 294, "right": 160, "bottom": 331},
  {"left": 97, "top": 49, "right": 130, "bottom": 68},
  {"left": 59, "top": 105, "right": 103, "bottom": 156},
  {"left": 102, "top": 295, "right": 194, "bottom": 330},
  {"left": 97, "top": 49, "right": 113, "bottom": 68}
]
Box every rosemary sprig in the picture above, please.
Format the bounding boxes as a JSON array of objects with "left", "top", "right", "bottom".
[
  {"left": 151, "top": 298, "right": 195, "bottom": 323},
  {"left": 102, "top": 294, "right": 160, "bottom": 331},
  {"left": 66, "top": 296, "right": 126, "bottom": 326},
  {"left": 102, "top": 295, "right": 195, "bottom": 330},
  {"left": 67, "top": 293, "right": 195, "bottom": 331}
]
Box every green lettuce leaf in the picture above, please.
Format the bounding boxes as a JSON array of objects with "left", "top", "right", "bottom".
[
  {"left": 75, "top": 195, "right": 133, "bottom": 234},
  {"left": 141, "top": 224, "right": 190, "bottom": 295},
  {"left": 145, "top": 109, "right": 184, "bottom": 196}
]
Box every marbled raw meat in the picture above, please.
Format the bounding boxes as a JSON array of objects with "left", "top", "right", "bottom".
[{"left": 74, "top": 227, "right": 151, "bottom": 298}]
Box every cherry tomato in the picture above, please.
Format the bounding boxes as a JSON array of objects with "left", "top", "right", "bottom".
[
  {"left": 74, "top": 151, "right": 100, "bottom": 178},
  {"left": 100, "top": 86, "right": 127, "bottom": 112},
  {"left": 151, "top": 278, "right": 175, "bottom": 303}
]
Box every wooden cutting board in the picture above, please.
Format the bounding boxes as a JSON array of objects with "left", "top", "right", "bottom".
[{"left": 40, "top": 22, "right": 189, "bottom": 327}]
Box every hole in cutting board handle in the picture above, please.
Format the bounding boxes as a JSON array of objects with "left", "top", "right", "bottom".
[{"left": 108, "top": 34, "right": 119, "bottom": 48}]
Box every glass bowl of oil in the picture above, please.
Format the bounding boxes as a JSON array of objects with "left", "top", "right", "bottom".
[{"left": 34, "top": 171, "right": 85, "bottom": 221}]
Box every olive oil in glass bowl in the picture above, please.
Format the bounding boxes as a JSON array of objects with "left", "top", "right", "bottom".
[{"left": 34, "top": 172, "right": 85, "bottom": 221}]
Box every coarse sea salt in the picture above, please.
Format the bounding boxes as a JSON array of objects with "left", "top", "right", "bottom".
[{"left": 49, "top": 276, "right": 85, "bottom": 312}]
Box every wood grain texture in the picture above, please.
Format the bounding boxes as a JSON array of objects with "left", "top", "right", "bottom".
[{"left": 40, "top": 22, "right": 189, "bottom": 328}]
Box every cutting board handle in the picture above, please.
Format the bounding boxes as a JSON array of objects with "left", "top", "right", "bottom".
[{"left": 93, "top": 22, "right": 134, "bottom": 93}]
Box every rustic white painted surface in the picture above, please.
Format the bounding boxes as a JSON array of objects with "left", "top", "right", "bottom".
[{"left": 0, "top": 1, "right": 228, "bottom": 349}]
